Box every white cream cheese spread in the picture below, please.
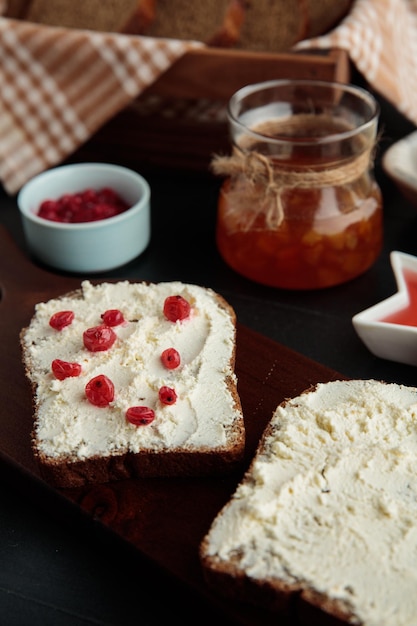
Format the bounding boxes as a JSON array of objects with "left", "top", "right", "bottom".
[
  {"left": 22, "top": 280, "right": 240, "bottom": 460},
  {"left": 203, "top": 379, "right": 417, "bottom": 626}
]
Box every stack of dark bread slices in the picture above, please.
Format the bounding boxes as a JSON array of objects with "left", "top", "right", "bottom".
[{"left": 5, "top": 0, "right": 353, "bottom": 53}]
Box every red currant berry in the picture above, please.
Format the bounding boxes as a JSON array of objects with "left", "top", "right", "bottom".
[
  {"left": 38, "top": 200, "right": 61, "bottom": 221},
  {"left": 83, "top": 325, "right": 116, "bottom": 352},
  {"left": 159, "top": 386, "right": 177, "bottom": 405},
  {"left": 98, "top": 188, "right": 129, "bottom": 213},
  {"left": 81, "top": 188, "right": 98, "bottom": 204},
  {"left": 97, "top": 187, "right": 117, "bottom": 204},
  {"left": 51, "top": 359, "right": 82, "bottom": 380},
  {"left": 161, "top": 347, "right": 181, "bottom": 369},
  {"left": 126, "top": 406, "right": 155, "bottom": 425},
  {"left": 163, "top": 295, "right": 191, "bottom": 322},
  {"left": 49, "top": 310, "right": 74, "bottom": 330},
  {"left": 100, "top": 309, "right": 125, "bottom": 327},
  {"left": 85, "top": 375, "right": 114, "bottom": 407}
]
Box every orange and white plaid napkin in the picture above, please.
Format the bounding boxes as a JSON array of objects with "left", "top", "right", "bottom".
[
  {"left": 296, "top": 0, "right": 417, "bottom": 127},
  {"left": 0, "top": 5, "right": 201, "bottom": 195}
]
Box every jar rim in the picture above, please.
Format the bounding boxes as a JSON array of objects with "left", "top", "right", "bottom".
[{"left": 227, "top": 79, "right": 380, "bottom": 146}]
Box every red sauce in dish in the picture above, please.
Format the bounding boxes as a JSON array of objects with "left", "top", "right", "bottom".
[
  {"left": 37, "top": 187, "right": 129, "bottom": 223},
  {"left": 380, "top": 269, "right": 417, "bottom": 326}
]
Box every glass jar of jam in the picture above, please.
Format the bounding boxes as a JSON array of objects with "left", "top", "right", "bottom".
[{"left": 214, "top": 79, "right": 383, "bottom": 290}]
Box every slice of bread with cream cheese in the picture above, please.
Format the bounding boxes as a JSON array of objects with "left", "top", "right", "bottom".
[
  {"left": 20, "top": 280, "right": 244, "bottom": 488},
  {"left": 200, "top": 379, "right": 417, "bottom": 625}
]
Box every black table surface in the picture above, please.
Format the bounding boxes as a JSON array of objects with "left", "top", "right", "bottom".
[{"left": 1, "top": 80, "right": 417, "bottom": 625}]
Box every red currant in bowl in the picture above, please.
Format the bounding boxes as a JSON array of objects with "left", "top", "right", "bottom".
[{"left": 17, "top": 163, "right": 151, "bottom": 273}]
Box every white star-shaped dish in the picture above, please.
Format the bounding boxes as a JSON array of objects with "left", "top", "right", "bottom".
[{"left": 352, "top": 251, "right": 417, "bottom": 366}]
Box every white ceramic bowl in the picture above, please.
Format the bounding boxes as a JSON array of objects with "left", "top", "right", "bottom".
[
  {"left": 382, "top": 131, "right": 417, "bottom": 208},
  {"left": 352, "top": 251, "right": 417, "bottom": 366},
  {"left": 18, "top": 163, "right": 151, "bottom": 273}
]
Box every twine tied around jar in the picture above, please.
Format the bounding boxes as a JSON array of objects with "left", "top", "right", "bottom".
[{"left": 211, "top": 115, "right": 376, "bottom": 231}]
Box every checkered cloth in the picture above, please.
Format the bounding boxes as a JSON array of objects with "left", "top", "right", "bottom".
[
  {"left": 296, "top": 0, "right": 417, "bottom": 125},
  {"left": 0, "top": 5, "right": 201, "bottom": 194},
  {"left": 0, "top": 0, "right": 416, "bottom": 195}
]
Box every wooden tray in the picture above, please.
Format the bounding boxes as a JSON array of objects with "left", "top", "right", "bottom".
[
  {"left": 72, "top": 48, "right": 350, "bottom": 173},
  {"left": 143, "top": 48, "right": 350, "bottom": 101},
  {"left": 0, "top": 225, "right": 344, "bottom": 625}
]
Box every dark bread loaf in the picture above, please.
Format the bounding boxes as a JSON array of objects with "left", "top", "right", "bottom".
[
  {"left": 5, "top": 0, "right": 147, "bottom": 32},
  {"left": 20, "top": 280, "right": 244, "bottom": 488},
  {"left": 235, "top": 0, "right": 307, "bottom": 53},
  {"left": 304, "top": 0, "right": 353, "bottom": 38},
  {"left": 235, "top": 0, "right": 352, "bottom": 52},
  {"left": 200, "top": 379, "right": 417, "bottom": 625},
  {"left": 135, "top": 0, "right": 244, "bottom": 47}
]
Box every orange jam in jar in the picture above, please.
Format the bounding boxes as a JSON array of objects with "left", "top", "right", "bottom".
[{"left": 214, "top": 80, "right": 383, "bottom": 290}]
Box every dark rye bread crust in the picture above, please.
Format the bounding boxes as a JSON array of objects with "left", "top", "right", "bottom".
[
  {"left": 20, "top": 283, "right": 245, "bottom": 489},
  {"left": 200, "top": 540, "right": 355, "bottom": 626},
  {"left": 199, "top": 384, "right": 358, "bottom": 626}
]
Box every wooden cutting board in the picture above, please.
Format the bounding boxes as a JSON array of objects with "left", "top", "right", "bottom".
[{"left": 0, "top": 225, "right": 345, "bottom": 625}]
